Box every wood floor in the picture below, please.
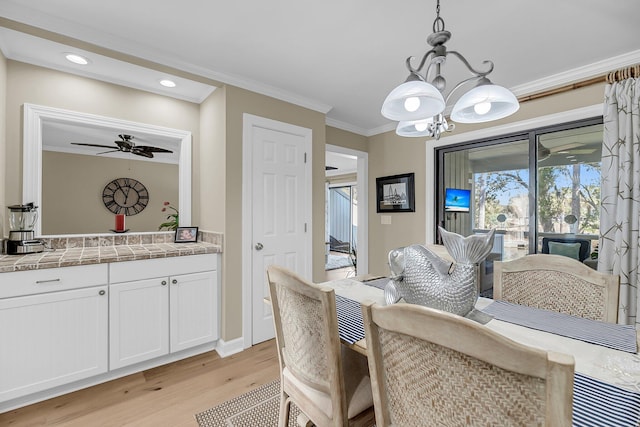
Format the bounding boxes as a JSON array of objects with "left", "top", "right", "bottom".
[{"left": 0, "top": 340, "right": 280, "bottom": 427}]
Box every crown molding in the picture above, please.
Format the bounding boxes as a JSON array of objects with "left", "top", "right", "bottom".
[
  {"left": 325, "top": 117, "right": 370, "bottom": 136},
  {"left": 511, "top": 49, "right": 640, "bottom": 96}
]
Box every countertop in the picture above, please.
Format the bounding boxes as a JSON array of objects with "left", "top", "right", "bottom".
[
  {"left": 0, "top": 230, "right": 223, "bottom": 273},
  {"left": 0, "top": 242, "right": 222, "bottom": 273}
]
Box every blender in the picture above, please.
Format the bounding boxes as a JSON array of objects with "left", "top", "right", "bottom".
[{"left": 6, "top": 203, "right": 45, "bottom": 255}]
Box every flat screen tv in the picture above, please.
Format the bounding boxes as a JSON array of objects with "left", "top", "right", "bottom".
[{"left": 444, "top": 188, "right": 471, "bottom": 212}]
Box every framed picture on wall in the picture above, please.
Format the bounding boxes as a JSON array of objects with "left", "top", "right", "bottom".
[
  {"left": 376, "top": 173, "right": 415, "bottom": 213},
  {"left": 175, "top": 226, "right": 198, "bottom": 243}
]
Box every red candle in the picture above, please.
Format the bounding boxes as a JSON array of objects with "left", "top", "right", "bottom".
[{"left": 115, "top": 214, "right": 125, "bottom": 231}]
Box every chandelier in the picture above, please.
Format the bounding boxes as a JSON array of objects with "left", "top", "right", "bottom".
[{"left": 381, "top": 0, "right": 519, "bottom": 139}]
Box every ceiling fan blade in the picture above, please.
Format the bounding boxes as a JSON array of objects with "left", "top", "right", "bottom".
[
  {"left": 567, "top": 148, "right": 597, "bottom": 155},
  {"left": 135, "top": 145, "right": 173, "bottom": 153},
  {"left": 96, "top": 149, "right": 121, "bottom": 155},
  {"left": 132, "top": 150, "right": 154, "bottom": 158},
  {"left": 71, "top": 142, "right": 119, "bottom": 149},
  {"left": 549, "top": 142, "right": 584, "bottom": 153}
]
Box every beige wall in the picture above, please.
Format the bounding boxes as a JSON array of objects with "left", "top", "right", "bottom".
[
  {"left": 367, "top": 131, "right": 426, "bottom": 277},
  {"left": 222, "top": 85, "right": 326, "bottom": 340},
  {"left": 326, "top": 125, "right": 368, "bottom": 152},
  {"left": 42, "top": 151, "right": 178, "bottom": 234},
  {"left": 199, "top": 87, "right": 226, "bottom": 233},
  {"left": 5, "top": 61, "right": 201, "bottom": 231}
]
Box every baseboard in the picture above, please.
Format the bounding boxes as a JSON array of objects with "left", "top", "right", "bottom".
[{"left": 216, "top": 337, "right": 244, "bottom": 358}]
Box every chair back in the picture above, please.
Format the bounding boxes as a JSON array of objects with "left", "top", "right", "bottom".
[
  {"left": 361, "top": 302, "right": 575, "bottom": 427},
  {"left": 494, "top": 254, "right": 620, "bottom": 323},
  {"left": 266, "top": 265, "right": 347, "bottom": 422}
]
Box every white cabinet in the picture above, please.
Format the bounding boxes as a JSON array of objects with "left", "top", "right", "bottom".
[
  {"left": 0, "top": 265, "right": 109, "bottom": 402},
  {"left": 0, "top": 253, "right": 219, "bottom": 410},
  {"left": 170, "top": 271, "right": 219, "bottom": 352},
  {"left": 109, "top": 254, "right": 219, "bottom": 369},
  {"left": 109, "top": 278, "right": 170, "bottom": 370}
]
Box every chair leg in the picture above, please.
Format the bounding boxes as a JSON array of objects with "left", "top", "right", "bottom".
[{"left": 279, "top": 393, "right": 291, "bottom": 427}]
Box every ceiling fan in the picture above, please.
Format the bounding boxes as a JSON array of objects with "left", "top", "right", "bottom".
[
  {"left": 537, "top": 141, "right": 596, "bottom": 161},
  {"left": 71, "top": 134, "right": 173, "bottom": 158}
]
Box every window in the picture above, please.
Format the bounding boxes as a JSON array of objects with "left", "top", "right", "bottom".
[{"left": 435, "top": 118, "right": 603, "bottom": 291}]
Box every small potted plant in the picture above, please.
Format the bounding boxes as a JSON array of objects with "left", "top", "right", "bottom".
[{"left": 158, "top": 201, "right": 179, "bottom": 231}]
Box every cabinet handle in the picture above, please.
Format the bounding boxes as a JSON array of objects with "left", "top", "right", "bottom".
[
  {"left": 99, "top": 290, "right": 106, "bottom": 296},
  {"left": 35, "top": 278, "right": 61, "bottom": 284},
  {"left": 172, "top": 279, "right": 178, "bottom": 285},
  {"left": 161, "top": 280, "right": 167, "bottom": 286}
]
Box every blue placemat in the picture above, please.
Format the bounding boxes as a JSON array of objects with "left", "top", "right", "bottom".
[
  {"left": 573, "top": 373, "right": 640, "bottom": 426},
  {"left": 335, "top": 294, "right": 365, "bottom": 344},
  {"left": 360, "top": 277, "right": 390, "bottom": 290},
  {"left": 482, "top": 300, "right": 637, "bottom": 353}
]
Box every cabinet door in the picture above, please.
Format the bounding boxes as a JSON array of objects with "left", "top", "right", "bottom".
[
  {"left": 170, "top": 271, "right": 219, "bottom": 352},
  {"left": 109, "top": 278, "right": 169, "bottom": 370},
  {"left": 0, "top": 286, "right": 108, "bottom": 402}
]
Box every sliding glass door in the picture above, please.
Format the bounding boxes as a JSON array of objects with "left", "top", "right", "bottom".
[{"left": 435, "top": 117, "right": 603, "bottom": 291}]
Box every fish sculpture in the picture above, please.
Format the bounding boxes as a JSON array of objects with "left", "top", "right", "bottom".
[{"left": 385, "top": 227, "right": 495, "bottom": 321}]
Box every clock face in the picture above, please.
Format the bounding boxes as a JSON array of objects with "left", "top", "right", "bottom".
[{"left": 102, "top": 178, "right": 149, "bottom": 216}]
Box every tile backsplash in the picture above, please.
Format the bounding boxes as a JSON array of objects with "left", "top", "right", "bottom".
[{"left": 34, "top": 229, "right": 223, "bottom": 251}]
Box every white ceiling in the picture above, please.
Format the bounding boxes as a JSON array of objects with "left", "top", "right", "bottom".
[
  {"left": 326, "top": 151, "right": 357, "bottom": 177},
  {"left": 1, "top": 0, "right": 639, "bottom": 137}
]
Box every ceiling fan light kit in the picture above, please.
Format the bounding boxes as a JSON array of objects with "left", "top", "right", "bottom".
[{"left": 381, "top": 0, "right": 519, "bottom": 139}]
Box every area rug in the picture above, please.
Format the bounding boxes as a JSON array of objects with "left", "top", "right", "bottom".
[
  {"left": 326, "top": 253, "right": 353, "bottom": 271},
  {"left": 195, "top": 380, "right": 301, "bottom": 427}
]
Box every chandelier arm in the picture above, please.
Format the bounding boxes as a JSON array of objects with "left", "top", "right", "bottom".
[
  {"left": 405, "top": 49, "right": 437, "bottom": 75},
  {"left": 443, "top": 75, "right": 483, "bottom": 105},
  {"left": 447, "top": 51, "right": 494, "bottom": 77}
]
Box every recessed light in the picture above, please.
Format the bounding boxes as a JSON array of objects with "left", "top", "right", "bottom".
[
  {"left": 64, "top": 53, "right": 89, "bottom": 65},
  {"left": 160, "top": 79, "right": 176, "bottom": 88}
]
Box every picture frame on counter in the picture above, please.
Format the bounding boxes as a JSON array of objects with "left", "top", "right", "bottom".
[{"left": 175, "top": 226, "right": 198, "bottom": 243}]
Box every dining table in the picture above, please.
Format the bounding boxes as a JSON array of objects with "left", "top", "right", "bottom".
[{"left": 320, "top": 275, "right": 640, "bottom": 427}]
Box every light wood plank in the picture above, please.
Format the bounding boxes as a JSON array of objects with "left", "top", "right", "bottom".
[{"left": 0, "top": 341, "right": 280, "bottom": 426}]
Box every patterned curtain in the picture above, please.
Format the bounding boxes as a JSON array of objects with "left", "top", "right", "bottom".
[{"left": 600, "top": 77, "right": 640, "bottom": 326}]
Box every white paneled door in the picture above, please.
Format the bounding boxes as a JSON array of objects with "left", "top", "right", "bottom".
[{"left": 247, "top": 116, "right": 312, "bottom": 345}]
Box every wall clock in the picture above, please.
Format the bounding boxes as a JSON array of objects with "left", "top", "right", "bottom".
[{"left": 102, "top": 177, "right": 149, "bottom": 216}]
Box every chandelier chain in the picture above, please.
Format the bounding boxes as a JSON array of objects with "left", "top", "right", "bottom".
[{"left": 433, "top": 0, "right": 445, "bottom": 33}]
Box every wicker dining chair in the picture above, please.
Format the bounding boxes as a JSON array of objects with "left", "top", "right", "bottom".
[
  {"left": 494, "top": 254, "right": 620, "bottom": 323},
  {"left": 361, "top": 301, "right": 575, "bottom": 427},
  {"left": 266, "top": 265, "right": 375, "bottom": 427}
]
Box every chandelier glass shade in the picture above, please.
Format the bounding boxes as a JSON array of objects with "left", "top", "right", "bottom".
[
  {"left": 381, "top": 78, "right": 446, "bottom": 121},
  {"left": 381, "top": 0, "right": 519, "bottom": 139},
  {"left": 450, "top": 78, "right": 520, "bottom": 123},
  {"left": 396, "top": 114, "right": 452, "bottom": 137}
]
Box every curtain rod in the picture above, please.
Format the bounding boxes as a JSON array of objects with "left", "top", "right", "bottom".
[
  {"left": 606, "top": 64, "right": 640, "bottom": 83},
  {"left": 517, "top": 63, "right": 640, "bottom": 103}
]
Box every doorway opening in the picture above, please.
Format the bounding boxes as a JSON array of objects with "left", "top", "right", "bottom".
[{"left": 325, "top": 145, "right": 368, "bottom": 281}]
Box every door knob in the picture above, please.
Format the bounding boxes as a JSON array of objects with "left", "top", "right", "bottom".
[{"left": 255, "top": 242, "right": 264, "bottom": 250}]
